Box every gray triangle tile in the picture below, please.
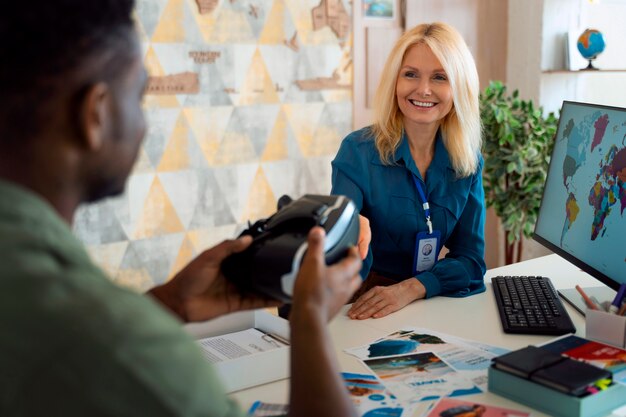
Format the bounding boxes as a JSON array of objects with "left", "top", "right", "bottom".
[
  {"left": 158, "top": 170, "right": 200, "bottom": 229},
  {"left": 229, "top": 105, "right": 279, "bottom": 156},
  {"left": 143, "top": 108, "right": 181, "bottom": 168},
  {"left": 183, "top": 63, "right": 233, "bottom": 106},
  {"left": 73, "top": 200, "right": 129, "bottom": 245},
  {"left": 136, "top": 0, "right": 169, "bottom": 38},
  {"left": 119, "top": 233, "right": 185, "bottom": 285},
  {"left": 212, "top": 163, "right": 259, "bottom": 222},
  {"left": 188, "top": 169, "right": 237, "bottom": 229}
]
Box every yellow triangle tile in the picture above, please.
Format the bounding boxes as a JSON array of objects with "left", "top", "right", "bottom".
[
  {"left": 187, "top": 0, "right": 218, "bottom": 42},
  {"left": 157, "top": 113, "right": 191, "bottom": 172},
  {"left": 283, "top": 103, "right": 324, "bottom": 157},
  {"left": 144, "top": 46, "right": 165, "bottom": 76},
  {"left": 168, "top": 235, "right": 196, "bottom": 278},
  {"left": 207, "top": 8, "right": 255, "bottom": 43},
  {"left": 284, "top": 0, "right": 313, "bottom": 44},
  {"left": 85, "top": 241, "right": 129, "bottom": 279},
  {"left": 212, "top": 131, "right": 257, "bottom": 165},
  {"left": 241, "top": 167, "right": 276, "bottom": 222},
  {"left": 183, "top": 107, "right": 233, "bottom": 166},
  {"left": 312, "top": 124, "right": 342, "bottom": 157},
  {"left": 113, "top": 268, "right": 154, "bottom": 292},
  {"left": 143, "top": 94, "right": 180, "bottom": 109},
  {"left": 259, "top": 0, "right": 288, "bottom": 44},
  {"left": 261, "top": 110, "right": 288, "bottom": 161},
  {"left": 238, "top": 48, "right": 279, "bottom": 105},
  {"left": 134, "top": 177, "right": 185, "bottom": 239},
  {"left": 152, "top": 0, "right": 186, "bottom": 42},
  {"left": 187, "top": 225, "right": 238, "bottom": 252}
]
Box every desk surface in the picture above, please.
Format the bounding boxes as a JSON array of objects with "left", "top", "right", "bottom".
[{"left": 230, "top": 254, "right": 610, "bottom": 416}]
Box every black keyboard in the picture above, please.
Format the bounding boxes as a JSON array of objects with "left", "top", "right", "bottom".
[{"left": 492, "top": 275, "right": 576, "bottom": 335}]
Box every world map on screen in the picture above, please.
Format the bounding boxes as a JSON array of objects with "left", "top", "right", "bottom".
[
  {"left": 560, "top": 111, "right": 626, "bottom": 244},
  {"left": 536, "top": 102, "right": 626, "bottom": 281}
]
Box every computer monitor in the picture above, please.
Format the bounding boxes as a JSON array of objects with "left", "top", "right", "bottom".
[{"left": 533, "top": 100, "right": 625, "bottom": 314}]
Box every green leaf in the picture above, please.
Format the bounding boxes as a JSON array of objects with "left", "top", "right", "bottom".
[{"left": 480, "top": 80, "right": 558, "bottom": 263}]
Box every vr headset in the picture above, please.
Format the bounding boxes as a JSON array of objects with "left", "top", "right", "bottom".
[{"left": 221, "top": 194, "right": 359, "bottom": 303}]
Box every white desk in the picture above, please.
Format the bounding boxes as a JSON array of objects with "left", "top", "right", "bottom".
[{"left": 231, "top": 254, "right": 615, "bottom": 416}]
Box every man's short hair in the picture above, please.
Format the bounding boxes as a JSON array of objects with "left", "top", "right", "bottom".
[{"left": 0, "top": 0, "right": 137, "bottom": 144}]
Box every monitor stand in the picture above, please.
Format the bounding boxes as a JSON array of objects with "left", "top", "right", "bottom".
[{"left": 558, "top": 286, "right": 617, "bottom": 316}]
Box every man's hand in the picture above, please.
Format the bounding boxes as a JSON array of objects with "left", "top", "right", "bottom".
[
  {"left": 357, "top": 214, "right": 371, "bottom": 260},
  {"left": 291, "top": 227, "right": 362, "bottom": 323},
  {"left": 149, "top": 236, "right": 281, "bottom": 322},
  {"left": 347, "top": 279, "right": 426, "bottom": 319}
]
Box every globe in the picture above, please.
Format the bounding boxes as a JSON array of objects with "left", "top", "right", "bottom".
[{"left": 577, "top": 28, "right": 606, "bottom": 70}]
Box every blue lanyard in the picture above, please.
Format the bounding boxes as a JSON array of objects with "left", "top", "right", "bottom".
[{"left": 411, "top": 174, "right": 433, "bottom": 234}]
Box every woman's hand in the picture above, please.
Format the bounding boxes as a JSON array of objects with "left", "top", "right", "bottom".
[
  {"left": 357, "top": 214, "right": 371, "bottom": 260},
  {"left": 347, "top": 278, "right": 426, "bottom": 319}
]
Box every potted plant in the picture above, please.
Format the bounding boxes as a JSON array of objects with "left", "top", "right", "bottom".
[{"left": 480, "top": 81, "right": 558, "bottom": 264}]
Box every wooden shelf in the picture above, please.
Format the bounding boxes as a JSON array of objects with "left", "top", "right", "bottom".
[{"left": 542, "top": 69, "right": 626, "bottom": 74}]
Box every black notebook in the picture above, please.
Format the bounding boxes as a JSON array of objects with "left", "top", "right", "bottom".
[
  {"left": 530, "top": 358, "right": 612, "bottom": 396},
  {"left": 492, "top": 345, "right": 613, "bottom": 397},
  {"left": 492, "top": 345, "right": 565, "bottom": 378}
]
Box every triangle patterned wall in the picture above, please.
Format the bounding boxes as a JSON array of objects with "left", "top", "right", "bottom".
[{"left": 74, "top": 0, "right": 353, "bottom": 291}]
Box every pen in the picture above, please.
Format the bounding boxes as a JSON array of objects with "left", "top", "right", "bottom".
[
  {"left": 609, "top": 283, "right": 626, "bottom": 314},
  {"left": 575, "top": 285, "right": 599, "bottom": 311}
]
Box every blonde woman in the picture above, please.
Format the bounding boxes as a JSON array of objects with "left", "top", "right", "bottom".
[{"left": 332, "top": 22, "right": 486, "bottom": 319}]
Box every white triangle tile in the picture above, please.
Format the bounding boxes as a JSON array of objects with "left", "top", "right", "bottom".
[
  {"left": 213, "top": 44, "right": 257, "bottom": 102},
  {"left": 259, "top": 45, "right": 298, "bottom": 102},
  {"left": 152, "top": 43, "right": 197, "bottom": 74}
]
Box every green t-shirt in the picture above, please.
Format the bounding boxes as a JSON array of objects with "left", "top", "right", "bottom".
[{"left": 0, "top": 180, "right": 245, "bottom": 417}]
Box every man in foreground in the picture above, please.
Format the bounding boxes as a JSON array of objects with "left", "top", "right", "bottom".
[{"left": 0, "top": 1, "right": 361, "bottom": 416}]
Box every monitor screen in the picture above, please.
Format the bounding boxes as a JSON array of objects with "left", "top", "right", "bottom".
[{"left": 533, "top": 101, "right": 626, "bottom": 291}]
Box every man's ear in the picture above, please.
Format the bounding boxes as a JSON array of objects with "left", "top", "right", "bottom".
[{"left": 77, "top": 82, "right": 110, "bottom": 151}]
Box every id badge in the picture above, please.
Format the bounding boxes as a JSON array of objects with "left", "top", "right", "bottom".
[{"left": 413, "top": 230, "right": 441, "bottom": 274}]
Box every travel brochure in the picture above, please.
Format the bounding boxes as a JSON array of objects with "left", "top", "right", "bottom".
[
  {"left": 342, "top": 372, "right": 408, "bottom": 417},
  {"left": 247, "top": 328, "right": 532, "bottom": 417},
  {"left": 345, "top": 327, "right": 509, "bottom": 396}
]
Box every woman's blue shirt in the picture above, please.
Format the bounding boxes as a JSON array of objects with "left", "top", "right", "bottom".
[{"left": 331, "top": 127, "right": 486, "bottom": 298}]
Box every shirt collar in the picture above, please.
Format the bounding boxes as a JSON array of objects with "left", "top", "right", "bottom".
[{"left": 390, "top": 129, "right": 454, "bottom": 178}]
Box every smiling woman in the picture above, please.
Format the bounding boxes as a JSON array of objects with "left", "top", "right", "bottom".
[{"left": 331, "top": 22, "right": 486, "bottom": 320}]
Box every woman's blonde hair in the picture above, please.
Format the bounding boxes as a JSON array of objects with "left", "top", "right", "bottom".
[{"left": 371, "top": 22, "right": 481, "bottom": 177}]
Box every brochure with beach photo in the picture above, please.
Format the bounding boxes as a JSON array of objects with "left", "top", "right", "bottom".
[
  {"left": 363, "top": 351, "right": 481, "bottom": 403},
  {"left": 425, "top": 398, "right": 529, "bottom": 417},
  {"left": 346, "top": 328, "right": 507, "bottom": 392},
  {"left": 342, "top": 372, "right": 409, "bottom": 416}
]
